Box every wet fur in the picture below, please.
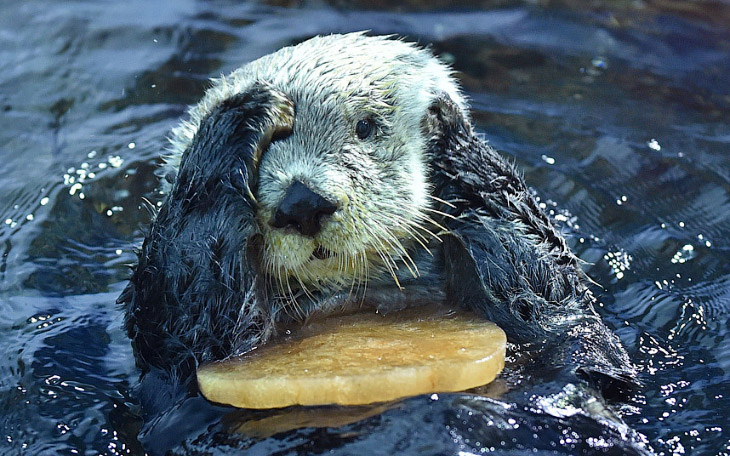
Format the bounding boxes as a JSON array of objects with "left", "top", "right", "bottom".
[{"left": 120, "top": 89, "right": 283, "bottom": 379}]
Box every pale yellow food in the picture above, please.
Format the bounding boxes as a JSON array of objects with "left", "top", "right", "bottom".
[{"left": 197, "top": 308, "right": 506, "bottom": 409}]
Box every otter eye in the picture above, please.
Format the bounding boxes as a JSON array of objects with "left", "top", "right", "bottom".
[{"left": 355, "top": 119, "right": 373, "bottom": 140}]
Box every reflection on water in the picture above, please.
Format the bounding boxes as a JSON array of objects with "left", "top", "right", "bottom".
[{"left": 1, "top": 1, "right": 729, "bottom": 454}]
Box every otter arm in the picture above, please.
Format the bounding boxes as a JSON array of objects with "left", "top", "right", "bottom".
[
  {"left": 119, "top": 86, "right": 294, "bottom": 378},
  {"left": 428, "top": 98, "right": 638, "bottom": 398}
]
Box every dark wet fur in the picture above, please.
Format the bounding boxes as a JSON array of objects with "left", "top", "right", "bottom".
[
  {"left": 120, "top": 87, "right": 649, "bottom": 454},
  {"left": 120, "top": 89, "right": 273, "bottom": 383}
]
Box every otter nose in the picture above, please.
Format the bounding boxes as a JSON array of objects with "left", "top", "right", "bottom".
[{"left": 271, "top": 180, "right": 337, "bottom": 236}]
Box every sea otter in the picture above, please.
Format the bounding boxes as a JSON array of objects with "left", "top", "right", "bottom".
[{"left": 120, "top": 33, "right": 647, "bottom": 453}]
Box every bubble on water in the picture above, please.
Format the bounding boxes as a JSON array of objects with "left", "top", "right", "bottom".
[{"left": 647, "top": 139, "right": 661, "bottom": 151}]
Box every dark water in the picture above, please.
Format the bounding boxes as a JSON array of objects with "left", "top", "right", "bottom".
[{"left": 1, "top": 1, "right": 729, "bottom": 454}]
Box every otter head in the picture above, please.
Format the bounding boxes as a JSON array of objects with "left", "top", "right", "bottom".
[{"left": 165, "top": 33, "right": 469, "bottom": 308}]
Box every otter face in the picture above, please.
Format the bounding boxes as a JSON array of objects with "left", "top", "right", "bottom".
[
  {"left": 255, "top": 77, "right": 433, "bottom": 293},
  {"left": 165, "top": 33, "right": 468, "bottom": 306}
]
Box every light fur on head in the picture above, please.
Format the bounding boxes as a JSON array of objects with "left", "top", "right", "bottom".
[{"left": 163, "top": 32, "right": 469, "bottom": 309}]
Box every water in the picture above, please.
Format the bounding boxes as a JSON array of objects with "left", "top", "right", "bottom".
[{"left": 1, "top": 1, "right": 729, "bottom": 454}]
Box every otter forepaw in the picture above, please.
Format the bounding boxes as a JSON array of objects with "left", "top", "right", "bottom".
[{"left": 250, "top": 85, "right": 295, "bottom": 169}]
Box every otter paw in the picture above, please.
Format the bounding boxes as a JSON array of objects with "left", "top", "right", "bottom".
[{"left": 252, "top": 87, "right": 295, "bottom": 168}]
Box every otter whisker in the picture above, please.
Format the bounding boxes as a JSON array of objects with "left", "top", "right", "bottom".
[
  {"left": 364, "top": 222, "right": 400, "bottom": 271},
  {"left": 374, "top": 200, "right": 448, "bottom": 239},
  {"left": 382, "top": 212, "right": 437, "bottom": 252},
  {"left": 376, "top": 223, "right": 420, "bottom": 279},
  {"left": 381, "top": 198, "right": 456, "bottom": 224},
  {"left": 420, "top": 206, "right": 458, "bottom": 221},
  {"left": 360, "top": 250, "right": 370, "bottom": 305},
  {"left": 380, "top": 210, "right": 436, "bottom": 245},
  {"left": 290, "top": 267, "right": 316, "bottom": 319},
  {"left": 362, "top": 220, "right": 414, "bottom": 287},
  {"left": 344, "top": 252, "right": 361, "bottom": 305},
  {"left": 275, "top": 269, "right": 291, "bottom": 311},
  {"left": 365, "top": 228, "right": 402, "bottom": 289},
  {"left": 426, "top": 194, "right": 459, "bottom": 208},
  {"left": 394, "top": 223, "right": 433, "bottom": 255},
  {"left": 351, "top": 252, "right": 366, "bottom": 303},
  {"left": 278, "top": 266, "right": 305, "bottom": 321},
  {"left": 370, "top": 207, "right": 442, "bottom": 261}
]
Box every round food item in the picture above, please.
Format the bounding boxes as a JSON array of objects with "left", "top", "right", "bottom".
[{"left": 197, "top": 309, "right": 506, "bottom": 409}]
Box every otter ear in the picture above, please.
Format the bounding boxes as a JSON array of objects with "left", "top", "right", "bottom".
[{"left": 422, "top": 91, "right": 471, "bottom": 139}]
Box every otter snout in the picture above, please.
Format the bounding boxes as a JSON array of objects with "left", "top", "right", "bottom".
[{"left": 271, "top": 179, "right": 338, "bottom": 236}]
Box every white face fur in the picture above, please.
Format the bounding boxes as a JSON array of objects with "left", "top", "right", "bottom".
[{"left": 164, "top": 32, "right": 467, "bottom": 297}]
